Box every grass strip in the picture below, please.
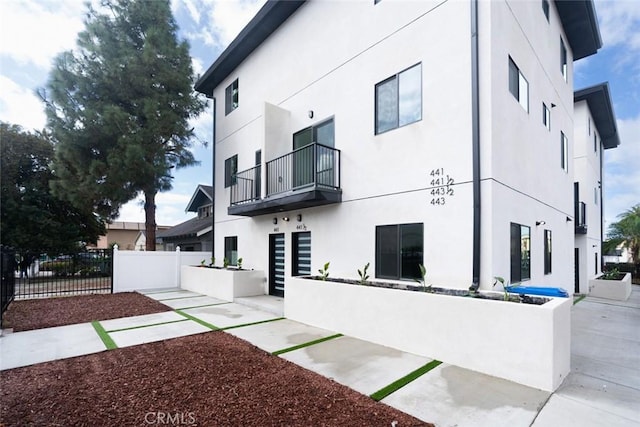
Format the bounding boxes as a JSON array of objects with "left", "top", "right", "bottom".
[
  {"left": 573, "top": 294, "right": 587, "bottom": 305},
  {"left": 220, "top": 317, "right": 285, "bottom": 331},
  {"left": 370, "top": 360, "right": 442, "bottom": 401},
  {"left": 91, "top": 321, "right": 118, "bottom": 350},
  {"left": 272, "top": 333, "right": 343, "bottom": 356},
  {"left": 106, "top": 318, "right": 189, "bottom": 333},
  {"left": 174, "top": 309, "right": 219, "bottom": 330}
]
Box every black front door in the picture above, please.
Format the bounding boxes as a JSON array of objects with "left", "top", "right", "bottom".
[
  {"left": 269, "top": 233, "right": 285, "bottom": 297},
  {"left": 574, "top": 248, "right": 580, "bottom": 293}
]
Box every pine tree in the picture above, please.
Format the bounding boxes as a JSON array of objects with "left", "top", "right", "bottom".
[{"left": 40, "top": 0, "right": 207, "bottom": 250}]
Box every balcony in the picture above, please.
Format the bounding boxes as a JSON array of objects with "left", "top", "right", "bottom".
[
  {"left": 575, "top": 201, "right": 587, "bottom": 234},
  {"left": 229, "top": 143, "right": 341, "bottom": 216}
]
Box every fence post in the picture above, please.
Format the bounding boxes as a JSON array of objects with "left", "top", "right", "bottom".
[
  {"left": 112, "top": 245, "right": 119, "bottom": 293},
  {"left": 175, "top": 246, "right": 181, "bottom": 289}
]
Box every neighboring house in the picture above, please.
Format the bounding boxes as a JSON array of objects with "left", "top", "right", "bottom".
[
  {"left": 603, "top": 244, "right": 632, "bottom": 265},
  {"left": 93, "top": 222, "right": 170, "bottom": 251},
  {"left": 156, "top": 185, "right": 213, "bottom": 252},
  {"left": 573, "top": 84, "right": 620, "bottom": 293},
  {"left": 194, "top": 0, "right": 610, "bottom": 297}
]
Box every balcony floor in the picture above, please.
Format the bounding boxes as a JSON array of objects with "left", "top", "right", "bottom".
[{"left": 228, "top": 187, "right": 342, "bottom": 217}]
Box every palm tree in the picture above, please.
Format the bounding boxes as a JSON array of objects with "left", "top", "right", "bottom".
[{"left": 606, "top": 204, "right": 640, "bottom": 264}]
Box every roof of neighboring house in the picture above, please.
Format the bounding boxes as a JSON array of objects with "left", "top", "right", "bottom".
[
  {"left": 574, "top": 82, "right": 620, "bottom": 150},
  {"left": 157, "top": 216, "right": 212, "bottom": 240},
  {"left": 194, "top": 0, "right": 602, "bottom": 95},
  {"left": 555, "top": 0, "right": 602, "bottom": 60},
  {"left": 106, "top": 221, "right": 170, "bottom": 231},
  {"left": 194, "top": 0, "right": 305, "bottom": 95},
  {"left": 186, "top": 184, "right": 213, "bottom": 213}
]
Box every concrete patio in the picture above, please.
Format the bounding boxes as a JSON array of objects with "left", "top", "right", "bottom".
[{"left": 1, "top": 286, "right": 638, "bottom": 426}]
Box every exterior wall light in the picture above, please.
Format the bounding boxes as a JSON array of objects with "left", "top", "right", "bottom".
[
  {"left": 296, "top": 214, "right": 302, "bottom": 222},
  {"left": 536, "top": 221, "right": 546, "bottom": 226},
  {"left": 283, "top": 217, "right": 290, "bottom": 222},
  {"left": 273, "top": 218, "right": 278, "bottom": 225},
  {"left": 566, "top": 216, "right": 572, "bottom": 222},
  {"left": 308, "top": 110, "right": 314, "bottom": 119}
]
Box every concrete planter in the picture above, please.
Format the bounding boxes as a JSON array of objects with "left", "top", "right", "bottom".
[
  {"left": 285, "top": 276, "right": 571, "bottom": 392},
  {"left": 180, "top": 266, "right": 266, "bottom": 301},
  {"left": 589, "top": 272, "right": 632, "bottom": 301}
]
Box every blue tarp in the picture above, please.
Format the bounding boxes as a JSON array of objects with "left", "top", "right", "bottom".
[{"left": 505, "top": 286, "right": 569, "bottom": 298}]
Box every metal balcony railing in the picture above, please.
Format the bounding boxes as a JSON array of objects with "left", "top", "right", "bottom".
[
  {"left": 230, "top": 143, "right": 341, "bottom": 208},
  {"left": 266, "top": 143, "right": 340, "bottom": 196},
  {"left": 230, "top": 165, "right": 261, "bottom": 205}
]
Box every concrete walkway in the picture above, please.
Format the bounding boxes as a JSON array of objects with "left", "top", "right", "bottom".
[{"left": 1, "top": 286, "right": 638, "bottom": 426}]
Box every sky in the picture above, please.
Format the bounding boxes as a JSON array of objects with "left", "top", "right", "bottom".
[{"left": 0, "top": 0, "right": 638, "bottom": 232}]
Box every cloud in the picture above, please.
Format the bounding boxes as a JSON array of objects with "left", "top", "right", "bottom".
[
  {"left": 595, "top": 0, "right": 640, "bottom": 71},
  {"left": 0, "top": 0, "right": 85, "bottom": 70},
  {"left": 603, "top": 114, "right": 640, "bottom": 230},
  {"left": 198, "top": 0, "right": 266, "bottom": 49},
  {"left": 116, "top": 191, "right": 194, "bottom": 226},
  {"left": 0, "top": 75, "right": 47, "bottom": 130}
]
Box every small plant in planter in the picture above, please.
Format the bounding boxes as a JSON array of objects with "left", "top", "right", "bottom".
[
  {"left": 223, "top": 257, "right": 230, "bottom": 269},
  {"left": 318, "top": 262, "right": 330, "bottom": 281},
  {"left": 601, "top": 267, "right": 622, "bottom": 280},
  {"left": 415, "top": 264, "right": 432, "bottom": 292},
  {"left": 209, "top": 257, "right": 215, "bottom": 268},
  {"left": 200, "top": 259, "right": 206, "bottom": 267},
  {"left": 493, "top": 276, "right": 511, "bottom": 301},
  {"left": 357, "top": 262, "right": 370, "bottom": 285},
  {"left": 237, "top": 257, "right": 243, "bottom": 270}
]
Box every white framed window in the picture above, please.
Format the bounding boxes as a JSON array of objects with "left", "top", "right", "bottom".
[
  {"left": 542, "top": 0, "right": 550, "bottom": 21},
  {"left": 560, "top": 39, "right": 568, "bottom": 82},
  {"left": 560, "top": 131, "right": 568, "bottom": 172},
  {"left": 543, "top": 103, "right": 551, "bottom": 130},
  {"left": 509, "top": 57, "right": 529, "bottom": 112},
  {"left": 225, "top": 79, "right": 239, "bottom": 115}
]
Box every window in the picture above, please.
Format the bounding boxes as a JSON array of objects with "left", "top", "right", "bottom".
[
  {"left": 224, "top": 236, "right": 238, "bottom": 266},
  {"left": 544, "top": 230, "right": 552, "bottom": 274},
  {"left": 560, "top": 131, "right": 568, "bottom": 172},
  {"left": 542, "top": 0, "right": 550, "bottom": 21},
  {"left": 375, "top": 63, "right": 422, "bottom": 134},
  {"left": 543, "top": 103, "right": 551, "bottom": 130},
  {"left": 588, "top": 118, "right": 591, "bottom": 135},
  {"left": 198, "top": 205, "right": 212, "bottom": 218},
  {"left": 292, "top": 232, "right": 311, "bottom": 276},
  {"left": 560, "top": 39, "right": 567, "bottom": 82},
  {"left": 375, "top": 223, "right": 423, "bottom": 280},
  {"left": 225, "top": 79, "right": 239, "bottom": 115},
  {"left": 595, "top": 253, "right": 598, "bottom": 275},
  {"left": 511, "top": 223, "right": 531, "bottom": 283},
  {"left": 509, "top": 57, "right": 529, "bottom": 112},
  {"left": 594, "top": 133, "right": 597, "bottom": 153},
  {"left": 224, "top": 155, "right": 238, "bottom": 188}
]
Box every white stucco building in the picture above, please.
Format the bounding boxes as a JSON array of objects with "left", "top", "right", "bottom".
[
  {"left": 573, "top": 83, "right": 620, "bottom": 293},
  {"left": 195, "top": 0, "right": 613, "bottom": 297}
]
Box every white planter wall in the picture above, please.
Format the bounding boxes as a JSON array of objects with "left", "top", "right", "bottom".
[
  {"left": 285, "top": 276, "right": 571, "bottom": 392},
  {"left": 180, "top": 266, "right": 266, "bottom": 301},
  {"left": 589, "top": 273, "right": 632, "bottom": 301}
]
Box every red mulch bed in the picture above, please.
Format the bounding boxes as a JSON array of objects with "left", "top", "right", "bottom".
[
  {"left": 1, "top": 292, "right": 171, "bottom": 331},
  {"left": 0, "top": 293, "right": 433, "bottom": 426}
]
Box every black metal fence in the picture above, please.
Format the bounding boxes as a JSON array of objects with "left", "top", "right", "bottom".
[
  {"left": 231, "top": 164, "right": 261, "bottom": 205},
  {"left": 1, "top": 245, "right": 16, "bottom": 328},
  {"left": 15, "top": 249, "right": 113, "bottom": 299}
]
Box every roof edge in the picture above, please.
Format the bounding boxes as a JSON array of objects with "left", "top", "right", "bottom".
[
  {"left": 574, "top": 82, "right": 620, "bottom": 149},
  {"left": 195, "top": 0, "right": 305, "bottom": 95}
]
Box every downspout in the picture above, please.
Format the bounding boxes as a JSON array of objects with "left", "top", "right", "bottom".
[
  {"left": 599, "top": 142, "right": 603, "bottom": 272},
  {"left": 469, "top": 0, "right": 482, "bottom": 291},
  {"left": 211, "top": 96, "right": 217, "bottom": 260}
]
